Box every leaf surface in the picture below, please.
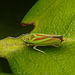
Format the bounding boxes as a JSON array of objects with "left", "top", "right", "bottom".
[{"left": 0, "top": 0, "right": 75, "bottom": 75}]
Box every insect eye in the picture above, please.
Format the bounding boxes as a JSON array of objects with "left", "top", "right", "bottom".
[
  {"left": 31, "top": 34, "right": 35, "bottom": 40},
  {"left": 27, "top": 38, "right": 29, "bottom": 40}
]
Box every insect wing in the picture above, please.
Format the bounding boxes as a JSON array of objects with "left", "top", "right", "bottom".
[{"left": 30, "top": 33, "right": 51, "bottom": 41}]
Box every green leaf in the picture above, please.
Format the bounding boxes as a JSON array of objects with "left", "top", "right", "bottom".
[
  {"left": 0, "top": 0, "right": 37, "bottom": 74},
  {"left": 0, "top": 0, "right": 75, "bottom": 75}
]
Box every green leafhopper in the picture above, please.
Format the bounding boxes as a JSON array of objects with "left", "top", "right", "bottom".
[{"left": 22, "top": 33, "right": 65, "bottom": 54}]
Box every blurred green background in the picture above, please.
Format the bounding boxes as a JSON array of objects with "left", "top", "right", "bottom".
[{"left": 0, "top": 0, "right": 37, "bottom": 74}]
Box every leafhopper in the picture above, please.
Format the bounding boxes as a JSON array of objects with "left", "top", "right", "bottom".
[{"left": 22, "top": 33, "right": 65, "bottom": 54}]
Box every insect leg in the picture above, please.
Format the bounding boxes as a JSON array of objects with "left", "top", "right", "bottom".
[
  {"left": 27, "top": 44, "right": 33, "bottom": 46},
  {"left": 33, "top": 45, "right": 46, "bottom": 54},
  {"left": 52, "top": 45, "right": 58, "bottom": 47}
]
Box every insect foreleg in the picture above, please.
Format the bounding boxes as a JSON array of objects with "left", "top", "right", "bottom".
[
  {"left": 27, "top": 44, "right": 33, "bottom": 46},
  {"left": 33, "top": 45, "right": 46, "bottom": 54}
]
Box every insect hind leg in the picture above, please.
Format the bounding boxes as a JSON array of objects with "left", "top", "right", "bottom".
[
  {"left": 52, "top": 45, "right": 59, "bottom": 47},
  {"left": 33, "top": 45, "right": 46, "bottom": 54}
]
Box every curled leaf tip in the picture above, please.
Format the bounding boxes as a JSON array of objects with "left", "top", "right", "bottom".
[{"left": 21, "top": 22, "right": 35, "bottom": 26}]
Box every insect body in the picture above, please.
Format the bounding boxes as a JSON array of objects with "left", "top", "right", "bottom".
[{"left": 22, "top": 33, "right": 65, "bottom": 54}]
